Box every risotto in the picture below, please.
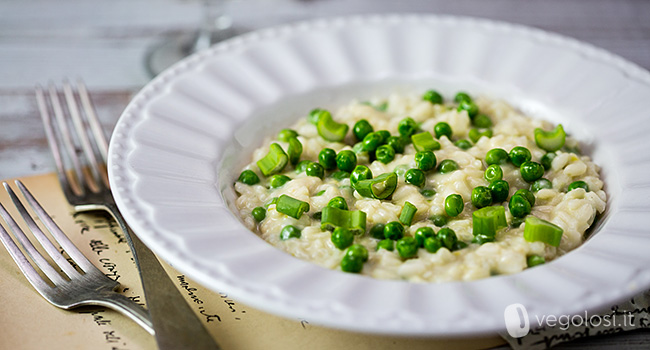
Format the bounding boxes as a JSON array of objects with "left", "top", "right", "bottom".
[{"left": 233, "top": 90, "right": 606, "bottom": 283}]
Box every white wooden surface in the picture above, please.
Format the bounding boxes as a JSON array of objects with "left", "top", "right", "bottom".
[{"left": 1, "top": 0, "right": 649, "bottom": 348}]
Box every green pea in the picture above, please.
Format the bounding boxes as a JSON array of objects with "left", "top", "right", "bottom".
[
  {"left": 520, "top": 161, "right": 545, "bottom": 182},
  {"left": 541, "top": 152, "right": 556, "bottom": 170},
  {"left": 438, "top": 159, "right": 458, "bottom": 174},
  {"left": 488, "top": 180, "right": 510, "bottom": 203},
  {"left": 269, "top": 174, "right": 291, "bottom": 188},
  {"left": 340, "top": 255, "right": 363, "bottom": 273},
  {"left": 238, "top": 170, "right": 260, "bottom": 185},
  {"left": 430, "top": 214, "right": 448, "bottom": 227},
  {"left": 527, "top": 255, "right": 546, "bottom": 267},
  {"left": 350, "top": 165, "right": 372, "bottom": 186},
  {"left": 331, "top": 227, "right": 354, "bottom": 250},
  {"left": 335, "top": 150, "right": 357, "bottom": 172},
  {"left": 386, "top": 136, "right": 405, "bottom": 154},
  {"left": 531, "top": 178, "right": 553, "bottom": 192},
  {"left": 469, "top": 128, "right": 492, "bottom": 143},
  {"left": 369, "top": 223, "right": 386, "bottom": 239},
  {"left": 295, "top": 160, "right": 311, "bottom": 173},
  {"left": 421, "top": 189, "right": 436, "bottom": 198},
  {"left": 445, "top": 194, "right": 464, "bottom": 217},
  {"left": 473, "top": 114, "right": 492, "bottom": 128},
  {"left": 252, "top": 206, "right": 266, "bottom": 222},
  {"left": 414, "top": 226, "right": 435, "bottom": 247},
  {"left": 472, "top": 234, "right": 495, "bottom": 245},
  {"left": 362, "top": 132, "right": 383, "bottom": 152},
  {"left": 383, "top": 221, "right": 404, "bottom": 240},
  {"left": 396, "top": 237, "right": 419, "bottom": 259},
  {"left": 330, "top": 171, "right": 350, "bottom": 181},
  {"left": 305, "top": 162, "right": 325, "bottom": 179},
  {"left": 434, "top": 122, "right": 452, "bottom": 139},
  {"left": 424, "top": 236, "right": 443, "bottom": 253},
  {"left": 353, "top": 119, "right": 374, "bottom": 141},
  {"left": 453, "top": 241, "right": 468, "bottom": 251},
  {"left": 509, "top": 146, "right": 532, "bottom": 167},
  {"left": 375, "top": 130, "right": 391, "bottom": 144},
  {"left": 471, "top": 186, "right": 493, "bottom": 208},
  {"left": 484, "top": 164, "right": 503, "bottom": 182},
  {"left": 568, "top": 180, "right": 589, "bottom": 192},
  {"left": 454, "top": 139, "right": 472, "bottom": 150},
  {"left": 509, "top": 194, "right": 532, "bottom": 218},
  {"left": 280, "top": 225, "right": 301, "bottom": 240},
  {"left": 318, "top": 148, "right": 337, "bottom": 170},
  {"left": 375, "top": 144, "right": 396, "bottom": 164},
  {"left": 485, "top": 148, "right": 509, "bottom": 165},
  {"left": 457, "top": 100, "right": 479, "bottom": 119},
  {"left": 405, "top": 168, "right": 426, "bottom": 187},
  {"left": 423, "top": 89, "right": 444, "bottom": 104},
  {"left": 514, "top": 189, "right": 535, "bottom": 206},
  {"left": 415, "top": 151, "right": 437, "bottom": 171},
  {"left": 454, "top": 92, "right": 472, "bottom": 103},
  {"left": 376, "top": 239, "right": 395, "bottom": 251},
  {"left": 510, "top": 216, "right": 525, "bottom": 228},
  {"left": 328, "top": 196, "right": 348, "bottom": 210},
  {"left": 398, "top": 117, "right": 419, "bottom": 137},
  {"left": 277, "top": 128, "right": 298, "bottom": 142},
  {"left": 346, "top": 244, "right": 369, "bottom": 262},
  {"left": 437, "top": 227, "right": 458, "bottom": 250}
]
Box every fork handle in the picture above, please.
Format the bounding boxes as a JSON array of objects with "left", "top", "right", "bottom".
[{"left": 103, "top": 202, "right": 220, "bottom": 350}]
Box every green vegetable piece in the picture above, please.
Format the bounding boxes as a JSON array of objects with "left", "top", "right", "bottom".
[
  {"left": 509, "top": 146, "right": 532, "bottom": 167},
  {"left": 414, "top": 226, "right": 435, "bottom": 247},
  {"left": 423, "top": 89, "right": 444, "bottom": 104},
  {"left": 377, "top": 239, "right": 395, "bottom": 251},
  {"left": 320, "top": 206, "right": 367, "bottom": 235},
  {"left": 328, "top": 196, "right": 348, "bottom": 210},
  {"left": 514, "top": 189, "right": 536, "bottom": 206},
  {"left": 437, "top": 227, "right": 458, "bottom": 250},
  {"left": 472, "top": 234, "right": 495, "bottom": 245},
  {"left": 568, "top": 180, "right": 589, "bottom": 192},
  {"left": 520, "top": 161, "right": 545, "bottom": 182},
  {"left": 353, "top": 119, "right": 374, "bottom": 141},
  {"left": 287, "top": 137, "right": 302, "bottom": 165},
  {"left": 257, "top": 143, "right": 289, "bottom": 176},
  {"left": 415, "top": 151, "right": 437, "bottom": 171},
  {"left": 308, "top": 108, "right": 327, "bottom": 125},
  {"left": 398, "top": 201, "right": 418, "bottom": 226},
  {"left": 369, "top": 223, "right": 386, "bottom": 239},
  {"left": 318, "top": 148, "right": 337, "bottom": 170},
  {"left": 252, "top": 206, "right": 266, "bottom": 222},
  {"left": 316, "top": 111, "right": 349, "bottom": 142},
  {"left": 485, "top": 148, "right": 509, "bottom": 165},
  {"left": 473, "top": 114, "right": 492, "bottom": 128},
  {"left": 458, "top": 100, "right": 479, "bottom": 119},
  {"left": 527, "top": 255, "right": 546, "bottom": 267},
  {"left": 453, "top": 241, "right": 468, "bottom": 251},
  {"left": 305, "top": 162, "right": 325, "bottom": 179},
  {"left": 334, "top": 150, "right": 356, "bottom": 172},
  {"left": 361, "top": 132, "right": 383, "bottom": 152},
  {"left": 350, "top": 165, "right": 373, "bottom": 186},
  {"left": 295, "top": 160, "right": 311, "bottom": 173},
  {"left": 375, "top": 130, "right": 391, "bottom": 144},
  {"left": 488, "top": 180, "right": 510, "bottom": 203},
  {"left": 280, "top": 225, "right": 301, "bottom": 240},
  {"left": 469, "top": 128, "right": 492, "bottom": 143},
  {"left": 405, "top": 168, "right": 426, "bottom": 188},
  {"left": 398, "top": 117, "right": 419, "bottom": 137},
  {"left": 430, "top": 214, "right": 448, "bottom": 227},
  {"left": 340, "top": 255, "right": 363, "bottom": 273},
  {"left": 314, "top": 190, "right": 326, "bottom": 196},
  {"left": 509, "top": 194, "right": 532, "bottom": 218},
  {"left": 523, "top": 216, "right": 563, "bottom": 247},
  {"left": 386, "top": 136, "right": 405, "bottom": 154},
  {"left": 454, "top": 139, "right": 472, "bottom": 150},
  {"left": 541, "top": 152, "right": 556, "bottom": 170},
  {"left": 471, "top": 186, "right": 493, "bottom": 208},
  {"left": 484, "top": 164, "right": 503, "bottom": 182},
  {"left": 454, "top": 92, "right": 472, "bottom": 103},
  {"left": 445, "top": 194, "right": 464, "bottom": 217},
  {"left": 375, "top": 144, "right": 396, "bottom": 164},
  {"left": 277, "top": 129, "right": 298, "bottom": 142},
  {"left": 383, "top": 221, "right": 404, "bottom": 240},
  {"left": 472, "top": 205, "right": 507, "bottom": 237},
  {"left": 531, "top": 178, "right": 553, "bottom": 192},
  {"left": 434, "top": 122, "right": 452, "bottom": 139},
  {"left": 534, "top": 124, "right": 566, "bottom": 152},
  {"left": 411, "top": 132, "right": 441, "bottom": 152},
  {"left": 346, "top": 244, "right": 369, "bottom": 262},
  {"left": 424, "top": 236, "right": 443, "bottom": 253},
  {"left": 438, "top": 159, "right": 459, "bottom": 174},
  {"left": 331, "top": 227, "right": 354, "bottom": 250},
  {"left": 330, "top": 170, "right": 350, "bottom": 181},
  {"left": 275, "top": 195, "right": 310, "bottom": 219},
  {"left": 396, "top": 237, "right": 419, "bottom": 259},
  {"left": 269, "top": 174, "right": 291, "bottom": 188},
  {"left": 393, "top": 164, "right": 409, "bottom": 178},
  {"left": 421, "top": 189, "right": 436, "bottom": 198},
  {"left": 354, "top": 172, "right": 398, "bottom": 199},
  {"left": 510, "top": 216, "right": 525, "bottom": 228},
  {"left": 238, "top": 169, "right": 260, "bottom": 185}
]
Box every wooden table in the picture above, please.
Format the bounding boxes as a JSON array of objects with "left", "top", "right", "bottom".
[{"left": 1, "top": 0, "right": 649, "bottom": 348}]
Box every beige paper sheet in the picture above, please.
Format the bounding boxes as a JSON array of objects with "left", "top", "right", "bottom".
[{"left": 0, "top": 173, "right": 504, "bottom": 350}]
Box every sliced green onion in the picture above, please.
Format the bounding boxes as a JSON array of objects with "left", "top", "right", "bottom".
[
  {"left": 472, "top": 205, "right": 507, "bottom": 237},
  {"left": 523, "top": 216, "right": 563, "bottom": 247},
  {"left": 527, "top": 255, "right": 546, "bottom": 267},
  {"left": 277, "top": 129, "right": 298, "bottom": 142},
  {"left": 320, "top": 206, "right": 367, "bottom": 235},
  {"left": 256, "top": 143, "right": 288, "bottom": 176},
  {"left": 287, "top": 137, "right": 302, "bottom": 165},
  {"left": 534, "top": 124, "right": 566, "bottom": 152},
  {"left": 317, "top": 111, "right": 349, "bottom": 142},
  {"left": 308, "top": 108, "right": 326, "bottom": 125},
  {"left": 354, "top": 172, "right": 398, "bottom": 200},
  {"left": 398, "top": 201, "right": 418, "bottom": 226},
  {"left": 275, "top": 194, "right": 309, "bottom": 219},
  {"left": 411, "top": 132, "right": 441, "bottom": 152}
]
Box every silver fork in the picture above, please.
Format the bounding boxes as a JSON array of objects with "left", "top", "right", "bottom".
[
  {"left": 35, "top": 80, "right": 220, "bottom": 349},
  {"left": 0, "top": 180, "right": 154, "bottom": 333}
]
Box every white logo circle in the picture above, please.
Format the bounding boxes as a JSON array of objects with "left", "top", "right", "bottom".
[{"left": 504, "top": 303, "right": 530, "bottom": 338}]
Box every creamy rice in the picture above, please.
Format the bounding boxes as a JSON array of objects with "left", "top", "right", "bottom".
[{"left": 234, "top": 93, "right": 606, "bottom": 282}]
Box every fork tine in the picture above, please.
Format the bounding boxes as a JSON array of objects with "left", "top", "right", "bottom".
[
  {"left": 0, "top": 183, "right": 68, "bottom": 285},
  {"left": 77, "top": 79, "right": 109, "bottom": 162},
  {"left": 15, "top": 180, "right": 99, "bottom": 275}
]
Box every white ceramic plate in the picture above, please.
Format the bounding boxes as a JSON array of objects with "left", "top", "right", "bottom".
[{"left": 108, "top": 15, "right": 650, "bottom": 336}]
